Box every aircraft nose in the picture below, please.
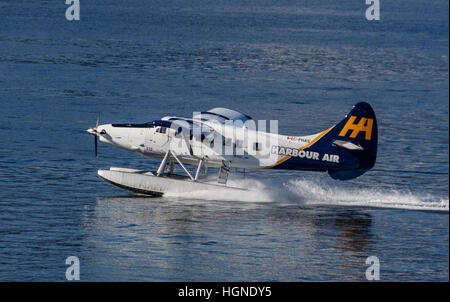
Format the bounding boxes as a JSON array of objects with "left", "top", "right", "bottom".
[
  {"left": 86, "top": 124, "right": 114, "bottom": 156},
  {"left": 96, "top": 125, "right": 108, "bottom": 135},
  {"left": 87, "top": 127, "right": 96, "bottom": 135},
  {"left": 86, "top": 124, "right": 109, "bottom": 136}
]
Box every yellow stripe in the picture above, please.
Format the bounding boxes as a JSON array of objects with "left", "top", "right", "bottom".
[{"left": 263, "top": 126, "right": 334, "bottom": 169}]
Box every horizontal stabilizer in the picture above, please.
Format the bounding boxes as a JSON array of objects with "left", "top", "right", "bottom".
[{"left": 333, "top": 140, "right": 364, "bottom": 151}]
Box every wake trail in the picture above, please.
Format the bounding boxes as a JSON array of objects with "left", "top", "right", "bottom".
[
  {"left": 284, "top": 178, "right": 448, "bottom": 212},
  {"left": 163, "top": 176, "right": 449, "bottom": 212}
]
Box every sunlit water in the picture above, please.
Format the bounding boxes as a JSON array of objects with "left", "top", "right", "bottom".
[{"left": 0, "top": 0, "right": 448, "bottom": 281}]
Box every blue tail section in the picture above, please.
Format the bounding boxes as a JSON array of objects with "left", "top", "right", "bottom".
[
  {"left": 269, "top": 102, "right": 377, "bottom": 180},
  {"left": 314, "top": 102, "right": 378, "bottom": 180}
]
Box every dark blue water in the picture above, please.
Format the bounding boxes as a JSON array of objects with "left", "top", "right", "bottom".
[{"left": 0, "top": 0, "right": 448, "bottom": 281}]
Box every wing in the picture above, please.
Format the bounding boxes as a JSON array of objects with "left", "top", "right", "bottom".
[
  {"left": 160, "top": 117, "right": 215, "bottom": 140},
  {"left": 193, "top": 107, "right": 253, "bottom": 124},
  {"left": 161, "top": 107, "right": 252, "bottom": 141}
]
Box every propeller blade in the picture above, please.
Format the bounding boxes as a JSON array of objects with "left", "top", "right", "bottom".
[{"left": 94, "top": 134, "right": 98, "bottom": 157}]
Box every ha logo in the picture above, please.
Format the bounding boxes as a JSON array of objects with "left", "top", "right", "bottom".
[{"left": 338, "top": 116, "right": 374, "bottom": 140}]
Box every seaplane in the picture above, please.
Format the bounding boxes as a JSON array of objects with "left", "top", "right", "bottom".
[{"left": 87, "top": 102, "right": 378, "bottom": 196}]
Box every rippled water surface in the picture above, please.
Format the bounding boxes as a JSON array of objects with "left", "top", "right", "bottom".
[{"left": 0, "top": 0, "right": 448, "bottom": 281}]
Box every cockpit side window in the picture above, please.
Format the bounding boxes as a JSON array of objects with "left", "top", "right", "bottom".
[{"left": 156, "top": 127, "right": 167, "bottom": 134}]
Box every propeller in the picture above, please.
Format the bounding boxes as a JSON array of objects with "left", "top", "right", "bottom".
[
  {"left": 94, "top": 133, "right": 98, "bottom": 157},
  {"left": 87, "top": 116, "right": 100, "bottom": 157},
  {"left": 95, "top": 116, "right": 98, "bottom": 157}
]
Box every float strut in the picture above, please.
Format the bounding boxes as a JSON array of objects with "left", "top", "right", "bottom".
[
  {"left": 195, "top": 159, "right": 203, "bottom": 181},
  {"left": 170, "top": 151, "right": 194, "bottom": 180},
  {"left": 156, "top": 149, "right": 170, "bottom": 176}
]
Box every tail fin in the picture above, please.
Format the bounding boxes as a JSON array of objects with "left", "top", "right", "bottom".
[{"left": 316, "top": 102, "right": 378, "bottom": 180}]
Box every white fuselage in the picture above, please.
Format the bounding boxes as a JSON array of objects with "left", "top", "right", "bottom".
[{"left": 94, "top": 119, "right": 330, "bottom": 170}]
